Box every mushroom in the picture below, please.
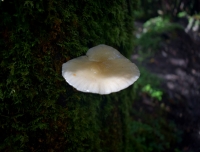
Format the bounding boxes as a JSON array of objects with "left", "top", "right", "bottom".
[{"left": 62, "top": 44, "right": 140, "bottom": 95}]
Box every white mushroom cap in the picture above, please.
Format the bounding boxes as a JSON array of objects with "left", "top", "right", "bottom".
[{"left": 62, "top": 44, "right": 140, "bottom": 95}]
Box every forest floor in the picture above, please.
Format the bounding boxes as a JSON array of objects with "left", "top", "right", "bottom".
[{"left": 132, "top": 22, "right": 200, "bottom": 152}]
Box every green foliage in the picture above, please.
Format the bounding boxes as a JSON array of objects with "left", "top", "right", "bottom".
[
  {"left": 129, "top": 67, "right": 181, "bottom": 151},
  {"left": 142, "top": 84, "right": 163, "bottom": 101},
  {"left": 136, "top": 16, "right": 183, "bottom": 61},
  {"left": 132, "top": 67, "right": 163, "bottom": 101},
  {"left": 131, "top": 15, "right": 182, "bottom": 152},
  {"left": 143, "top": 16, "right": 183, "bottom": 31},
  {"left": 129, "top": 119, "right": 181, "bottom": 152},
  {"left": 134, "top": 0, "right": 200, "bottom": 20},
  {"left": 134, "top": 0, "right": 161, "bottom": 21},
  {"left": 0, "top": 0, "right": 139, "bottom": 151},
  {"left": 178, "top": 11, "right": 200, "bottom": 32}
]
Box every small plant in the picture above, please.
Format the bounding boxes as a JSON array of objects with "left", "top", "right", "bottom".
[
  {"left": 142, "top": 84, "right": 163, "bottom": 101},
  {"left": 135, "top": 16, "right": 183, "bottom": 62}
]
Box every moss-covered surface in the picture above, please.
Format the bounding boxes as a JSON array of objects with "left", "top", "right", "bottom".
[{"left": 0, "top": 0, "right": 139, "bottom": 151}]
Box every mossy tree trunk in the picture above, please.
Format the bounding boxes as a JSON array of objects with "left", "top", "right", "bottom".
[{"left": 0, "top": 0, "right": 138, "bottom": 151}]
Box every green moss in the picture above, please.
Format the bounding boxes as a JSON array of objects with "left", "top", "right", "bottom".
[{"left": 0, "top": 0, "right": 138, "bottom": 151}]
